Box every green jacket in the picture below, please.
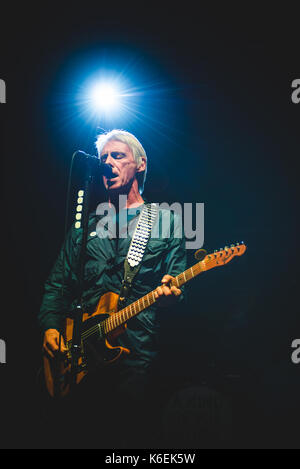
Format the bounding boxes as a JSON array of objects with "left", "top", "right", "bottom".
[{"left": 38, "top": 203, "right": 187, "bottom": 369}]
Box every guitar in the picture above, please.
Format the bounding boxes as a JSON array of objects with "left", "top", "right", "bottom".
[{"left": 44, "top": 242, "right": 246, "bottom": 398}]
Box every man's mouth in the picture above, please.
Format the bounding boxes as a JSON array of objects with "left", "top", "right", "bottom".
[
  {"left": 105, "top": 173, "right": 118, "bottom": 183},
  {"left": 107, "top": 176, "right": 118, "bottom": 187},
  {"left": 107, "top": 171, "right": 118, "bottom": 179}
]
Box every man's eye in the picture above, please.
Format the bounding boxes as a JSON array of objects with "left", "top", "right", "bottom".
[{"left": 101, "top": 152, "right": 125, "bottom": 162}]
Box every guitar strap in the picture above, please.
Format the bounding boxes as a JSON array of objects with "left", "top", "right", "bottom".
[{"left": 117, "top": 202, "right": 158, "bottom": 309}]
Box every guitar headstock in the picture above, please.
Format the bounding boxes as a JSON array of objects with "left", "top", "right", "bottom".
[{"left": 204, "top": 242, "right": 246, "bottom": 267}]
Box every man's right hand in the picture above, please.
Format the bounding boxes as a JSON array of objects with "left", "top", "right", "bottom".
[{"left": 43, "top": 329, "right": 67, "bottom": 358}]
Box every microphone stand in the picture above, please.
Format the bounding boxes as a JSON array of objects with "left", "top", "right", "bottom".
[{"left": 70, "top": 157, "right": 94, "bottom": 390}]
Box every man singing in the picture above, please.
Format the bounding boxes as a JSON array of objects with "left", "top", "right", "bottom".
[{"left": 38, "top": 129, "right": 187, "bottom": 448}]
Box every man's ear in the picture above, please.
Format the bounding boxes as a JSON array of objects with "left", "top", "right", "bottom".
[{"left": 136, "top": 156, "right": 147, "bottom": 173}]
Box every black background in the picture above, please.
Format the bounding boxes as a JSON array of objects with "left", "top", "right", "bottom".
[{"left": 1, "top": 5, "right": 300, "bottom": 448}]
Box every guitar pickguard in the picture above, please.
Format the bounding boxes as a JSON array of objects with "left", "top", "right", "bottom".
[{"left": 80, "top": 314, "right": 121, "bottom": 370}]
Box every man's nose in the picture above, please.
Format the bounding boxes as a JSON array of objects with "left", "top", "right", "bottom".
[{"left": 105, "top": 153, "right": 114, "bottom": 166}]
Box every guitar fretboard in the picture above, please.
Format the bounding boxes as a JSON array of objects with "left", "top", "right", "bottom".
[
  {"left": 80, "top": 243, "right": 245, "bottom": 342},
  {"left": 102, "top": 257, "right": 211, "bottom": 335}
]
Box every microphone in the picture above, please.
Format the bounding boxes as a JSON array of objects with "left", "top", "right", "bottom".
[{"left": 73, "top": 150, "right": 116, "bottom": 178}]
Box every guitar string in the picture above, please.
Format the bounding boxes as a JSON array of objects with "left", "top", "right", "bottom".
[
  {"left": 67, "top": 257, "right": 213, "bottom": 346},
  {"left": 67, "top": 301, "right": 150, "bottom": 345},
  {"left": 74, "top": 266, "right": 197, "bottom": 341},
  {"left": 66, "top": 251, "right": 238, "bottom": 349},
  {"left": 64, "top": 248, "right": 244, "bottom": 363},
  {"left": 69, "top": 294, "right": 157, "bottom": 344},
  {"left": 67, "top": 260, "right": 208, "bottom": 347},
  {"left": 80, "top": 296, "right": 155, "bottom": 340}
]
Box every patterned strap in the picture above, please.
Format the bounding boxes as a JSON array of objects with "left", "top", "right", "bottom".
[
  {"left": 127, "top": 203, "right": 158, "bottom": 267},
  {"left": 118, "top": 203, "right": 158, "bottom": 308}
]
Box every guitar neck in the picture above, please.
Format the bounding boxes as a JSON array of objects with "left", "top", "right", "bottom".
[{"left": 102, "top": 256, "right": 210, "bottom": 335}]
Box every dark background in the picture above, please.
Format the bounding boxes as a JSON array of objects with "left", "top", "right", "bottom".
[{"left": 1, "top": 6, "right": 300, "bottom": 448}]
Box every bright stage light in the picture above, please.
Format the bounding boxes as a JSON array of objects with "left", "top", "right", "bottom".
[
  {"left": 75, "top": 74, "right": 131, "bottom": 125},
  {"left": 75, "top": 69, "right": 156, "bottom": 127},
  {"left": 89, "top": 83, "right": 120, "bottom": 112}
]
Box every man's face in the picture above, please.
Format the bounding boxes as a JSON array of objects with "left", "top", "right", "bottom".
[{"left": 100, "top": 140, "right": 142, "bottom": 192}]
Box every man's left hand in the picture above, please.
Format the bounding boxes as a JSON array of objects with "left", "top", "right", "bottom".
[{"left": 154, "top": 274, "right": 182, "bottom": 306}]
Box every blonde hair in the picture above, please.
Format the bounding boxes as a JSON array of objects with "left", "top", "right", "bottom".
[{"left": 95, "top": 129, "right": 147, "bottom": 194}]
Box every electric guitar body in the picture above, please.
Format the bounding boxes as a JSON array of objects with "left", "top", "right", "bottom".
[{"left": 43, "top": 291, "right": 129, "bottom": 398}]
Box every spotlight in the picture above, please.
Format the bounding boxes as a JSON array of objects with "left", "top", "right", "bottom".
[
  {"left": 89, "top": 82, "right": 120, "bottom": 112},
  {"left": 75, "top": 70, "right": 144, "bottom": 126}
]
